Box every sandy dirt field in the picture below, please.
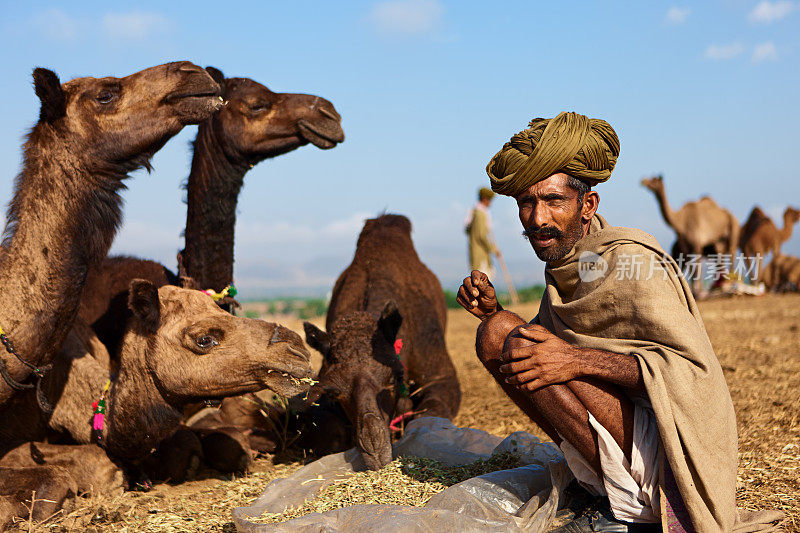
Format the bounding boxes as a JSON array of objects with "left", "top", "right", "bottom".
[{"left": 15, "top": 294, "right": 799, "bottom": 532}]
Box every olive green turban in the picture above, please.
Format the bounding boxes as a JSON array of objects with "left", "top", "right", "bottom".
[
  {"left": 478, "top": 187, "right": 495, "bottom": 201},
  {"left": 486, "top": 112, "right": 620, "bottom": 197}
]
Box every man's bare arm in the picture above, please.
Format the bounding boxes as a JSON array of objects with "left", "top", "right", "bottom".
[
  {"left": 499, "top": 324, "right": 646, "bottom": 395},
  {"left": 573, "top": 347, "right": 645, "bottom": 393}
]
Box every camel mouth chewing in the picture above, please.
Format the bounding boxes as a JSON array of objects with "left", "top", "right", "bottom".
[
  {"left": 297, "top": 119, "right": 344, "bottom": 149},
  {"left": 166, "top": 91, "right": 225, "bottom": 106}
]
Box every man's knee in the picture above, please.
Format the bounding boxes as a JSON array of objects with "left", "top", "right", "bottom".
[{"left": 476, "top": 311, "right": 526, "bottom": 366}]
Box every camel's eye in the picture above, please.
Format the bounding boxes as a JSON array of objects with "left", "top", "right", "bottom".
[
  {"left": 96, "top": 90, "right": 116, "bottom": 104},
  {"left": 249, "top": 103, "right": 268, "bottom": 113},
  {"left": 195, "top": 335, "right": 219, "bottom": 349}
]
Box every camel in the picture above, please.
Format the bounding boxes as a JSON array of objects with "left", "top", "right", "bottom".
[
  {"left": 0, "top": 465, "right": 77, "bottom": 526},
  {"left": 80, "top": 67, "right": 344, "bottom": 347},
  {"left": 739, "top": 206, "right": 800, "bottom": 280},
  {"left": 304, "top": 214, "right": 462, "bottom": 470},
  {"left": 180, "top": 66, "right": 345, "bottom": 298},
  {"left": 762, "top": 254, "right": 800, "bottom": 292},
  {"left": 0, "top": 62, "right": 223, "bottom": 409},
  {"left": 0, "top": 279, "right": 313, "bottom": 526},
  {"left": 76, "top": 68, "right": 344, "bottom": 472},
  {"left": 640, "top": 175, "right": 740, "bottom": 294}
]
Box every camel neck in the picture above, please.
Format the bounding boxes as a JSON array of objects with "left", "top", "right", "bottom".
[
  {"left": 779, "top": 213, "right": 796, "bottom": 243},
  {"left": 0, "top": 129, "right": 124, "bottom": 400},
  {"left": 104, "top": 337, "right": 182, "bottom": 459},
  {"left": 651, "top": 187, "right": 677, "bottom": 230},
  {"left": 182, "top": 123, "right": 250, "bottom": 292}
]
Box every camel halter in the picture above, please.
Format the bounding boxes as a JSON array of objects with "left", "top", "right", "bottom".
[{"left": 0, "top": 324, "right": 53, "bottom": 413}]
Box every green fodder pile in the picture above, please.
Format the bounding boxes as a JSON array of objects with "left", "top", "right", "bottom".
[{"left": 252, "top": 452, "right": 525, "bottom": 524}]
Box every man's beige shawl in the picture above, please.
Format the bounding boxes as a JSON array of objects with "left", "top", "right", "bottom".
[{"left": 536, "top": 215, "right": 781, "bottom": 532}]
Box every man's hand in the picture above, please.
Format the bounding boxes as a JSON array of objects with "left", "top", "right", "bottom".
[
  {"left": 457, "top": 270, "right": 501, "bottom": 320},
  {"left": 499, "top": 324, "right": 585, "bottom": 392}
]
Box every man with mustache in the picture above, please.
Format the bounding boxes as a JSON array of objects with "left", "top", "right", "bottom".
[{"left": 457, "top": 113, "right": 779, "bottom": 532}]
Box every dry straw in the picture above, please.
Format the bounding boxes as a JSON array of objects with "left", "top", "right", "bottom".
[{"left": 252, "top": 452, "right": 524, "bottom": 524}]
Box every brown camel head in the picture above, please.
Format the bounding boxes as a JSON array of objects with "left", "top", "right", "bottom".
[
  {"left": 125, "top": 280, "right": 313, "bottom": 403},
  {"left": 303, "top": 301, "right": 404, "bottom": 470},
  {"left": 640, "top": 174, "right": 664, "bottom": 193},
  {"left": 32, "top": 61, "right": 223, "bottom": 170},
  {"left": 202, "top": 66, "right": 344, "bottom": 162},
  {"left": 784, "top": 207, "right": 800, "bottom": 226}
]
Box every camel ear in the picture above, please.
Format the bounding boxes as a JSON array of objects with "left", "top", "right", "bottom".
[
  {"left": 128, "top": 279, "right": 161, "bottom": 333},
  {"left": 378, "top": 300, "right": 402, "bottom": 343},
  {"left": 303, "top": 322, "right": 331, "bottom": 360},
  {"left": 205, "top": 66, "right": 226, "bottom": 98},
  {"left": 205, "top": 66, "right": 225, "bottom": 85},
  {"left": 33, "top": 68, "right": 66, "bottom": 123}
]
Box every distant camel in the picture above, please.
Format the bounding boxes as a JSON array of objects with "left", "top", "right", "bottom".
[
  {"left": 762, "top": 254, "right": 800, "bottom": 292},
  {"left": 0, "top": 62, "right": 222, "bottom": 409},
  {"left": 0, "top": 280, "right": 313, "bottom": 527},
  {"left": 640, "top": 175, "right": 739, "bottom": 294},
  {"left": 739, "top": 206, "right": 800, "bottom": 280}
]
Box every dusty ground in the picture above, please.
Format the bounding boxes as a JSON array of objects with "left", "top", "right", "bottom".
[{"left": 14, "top": 294, "right": 799, "bottom": 532}]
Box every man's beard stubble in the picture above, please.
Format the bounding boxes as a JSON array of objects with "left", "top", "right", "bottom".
[{"left": 523, "top": 214, "right": 585, "bottom": 263}]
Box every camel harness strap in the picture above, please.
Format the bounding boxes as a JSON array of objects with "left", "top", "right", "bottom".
[{"left": 0, "top": 324, "right": 53, "bottom": 413}]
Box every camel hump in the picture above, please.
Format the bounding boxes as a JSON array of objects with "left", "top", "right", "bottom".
[
  {"left": 749, "top": 206, "right": 767, "bottom": 219},
  {"left": 742, "top": 206, "right": 770, "bottom": 231},
  {"left": 357, "top": 214, "right": 413, "bottom": 244},
  {"left": 697, "top": 195, "right": 718, "bottom": 207}
]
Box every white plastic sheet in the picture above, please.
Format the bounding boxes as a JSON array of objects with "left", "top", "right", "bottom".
[{"left": 233, "top": 417, "right": 573, "bottom": 532}]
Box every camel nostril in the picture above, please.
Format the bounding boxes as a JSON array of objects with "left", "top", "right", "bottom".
[
  {"left": 268, "top": 325, "right": 311, "bottom": 360},
  {"left": 286, "top": 345, "right": 311, "bottom": 361},
  {"left": 269, "top": 326, "right": 282, "bottom": 345},
  {"left": 318, "top": 107, "right": 341, "bottom": 122},
  {"left": 177, "top": 63, "right": 203, "bottom": 74}
]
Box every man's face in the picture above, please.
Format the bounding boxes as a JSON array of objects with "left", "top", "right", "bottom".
[{"left": 515, "top": 173, "right": 586, "bottom": 263}]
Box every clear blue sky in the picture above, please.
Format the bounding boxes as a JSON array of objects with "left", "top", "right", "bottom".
[{"left": 1, "top": 1, "right": 798, "bottom": 297}]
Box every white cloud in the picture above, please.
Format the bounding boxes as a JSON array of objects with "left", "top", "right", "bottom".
[
  {"left": 665, "top": 6, "right": 691, "bottom": 25},
  {"left": 32, "top": 8, "right": 82, "bottom": 42},
  {"left": 749, "top": 1, "right": 796, "bottom": 23},
  {"left": 322, "top": 212, "right": 371, "bottom": 237},
  {"left": 752, "top": 41, "right": 778, "bottom": 62},
  {"left": 368, "top": 0, "right": 443, "bottom": 36},
  {"left": 235, "top": 212, "right": 371, "bottom": 247},
  {"left": 704, "top": 42, "right": 745, "bottom": 60},
  {"left": 101, "top": 11, "right": 169, "bottom": 40}
]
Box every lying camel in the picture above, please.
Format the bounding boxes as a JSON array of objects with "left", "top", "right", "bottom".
[
  {"left": 0, "top": 280, "right": 313, "bottom": 527},
  {"left": 304, "top": 214, "right": 461, "bottom": 470},
  {"left": 0, "top": 62, "right": 223, "bottom": 409},
  {"left": 0, "top": 465, "right": 76, "bottom": 527},
  {"left": 762, "top": 254, "right": 800, "bottom": 292},
  {"left": 740, "top": 206, "right": 800, "bottom": 280},
  {"left": 641, "top": 175, "right": 739, "bottom": 294}
]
